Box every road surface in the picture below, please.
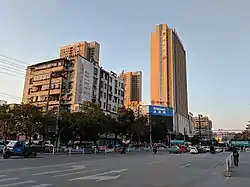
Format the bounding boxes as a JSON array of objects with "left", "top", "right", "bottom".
[{"left": 0, "top": 151, "right": 234, "bottom": 187}]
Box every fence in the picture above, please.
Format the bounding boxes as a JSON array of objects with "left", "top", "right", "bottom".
[{"left": 225, "top": 153, "right": 233, "bottom": 177}]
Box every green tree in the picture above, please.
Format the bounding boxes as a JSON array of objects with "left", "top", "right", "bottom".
[
  {"left": 130, "top": 115, "right": 148, "bottom": 142},
  {"left": 115, "top": 106, "right": 135, "bottom": 143},
  {"left": 0, "top": 105, "right": 13, "bottom": 141},
  {"left": 70, "top": 101, "right": 106, "bottom": 143},
  {"left": 40, "top": 110, "right": 57, "bottom": 141},
  {"left": 11, "top": 104, "right": 42, "bottom": 143}
]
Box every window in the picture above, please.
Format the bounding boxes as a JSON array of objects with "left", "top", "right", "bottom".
[{"left": 94, "top": 67, "right": 98, "bottom": 76}]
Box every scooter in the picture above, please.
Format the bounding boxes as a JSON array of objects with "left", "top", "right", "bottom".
[{"left": 120, "top": 147, "right": 126, "bottom": 154}]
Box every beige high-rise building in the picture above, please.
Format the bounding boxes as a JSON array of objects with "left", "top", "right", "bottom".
[
  {"left": 60, "top": 41, "right": 100, "bottom": 64},
  {"left": 150, "top": 24, "right": 188, "bottom": 118},
  {"left": 120, "top": 71, "right": 142, "bottom": 108}
]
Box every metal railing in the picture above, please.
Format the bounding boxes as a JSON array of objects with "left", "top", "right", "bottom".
[{"left": 225, "top": 153, "right": 233, "bottom": 177}]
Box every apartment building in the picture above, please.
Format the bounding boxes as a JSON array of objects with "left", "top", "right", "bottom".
[
  {"left": 119, "top": 71, "right": 142, "bottom": 108},
  {"left": 193, "top": 115, "right": 213, "bottom": 140},
  {"left": 60, "top": 41, "right": 100, "bottom": 64},
  {"left": 22, "top": 55, "right": 124, "bottom": 116},
  {"left": 22, "top": 58, "right": 74, "bottom": 112},
  {"left": 99, "top": 70, "right": 124, "bottom": 118}
]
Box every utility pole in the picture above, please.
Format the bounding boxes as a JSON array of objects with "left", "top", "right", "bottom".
[
  {"left": 46, "top": 73, "right": 53, "bottom": 113},
  {"left": 56, "top": 71, "right": 66, "bottom": 152},
  {"left": 198, "top": 114, "right": 202, "bottom": 139}
]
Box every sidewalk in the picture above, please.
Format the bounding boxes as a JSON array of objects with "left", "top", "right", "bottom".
[{"left": 224, "top": 151, "right": 250, "bottom": 186}]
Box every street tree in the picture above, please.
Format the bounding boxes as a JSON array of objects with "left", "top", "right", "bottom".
[
  {"left": 115, "top": 106, "right": 135, "bottom": 143},
  {"left": 0, "top": 104, "right": 13, "bottom": 141},
  {"left": 130, "top": 115, "right": 148, "bottom": 142},
  {"left": 40, "top": 109, "right": 57, "bottom": 141},
  {"left": 11, "top": 104, "right": 42, "bottom": 143},
  {"left": 70, "top": 101, "right": 106, "bottom": 143}
]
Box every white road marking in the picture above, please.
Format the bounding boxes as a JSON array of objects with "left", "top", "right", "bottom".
[
  {"left": 31, "top": 184, "right": 52, "bottom": 187},
  {"left": 180, "top": 163, "right": 191, "bottom": 168},
  {"left": 148, "top": 161, "right": 164, "bottom": 165},
  {"left": 0, "top": 162, "right": 78, "bottom": 172},
  {"left": 0, "top": 180, "right": 35, "bottom": 187},
  {"left": 52, "top": 169, "right": 102, "bottom": 178},
  {"left": 0, "top": 175, "right": 7, "bottom": 178},
  {"left": 0, "top": 178, "right": 19, "bottom": 182},
  {"left": 32, "top": 165, "right": 86, "bottom": 176},
  {"left": 213, "top": 162, "right": 220, "bottom": 167},
  {"left": 69, "top": 168, "right": 128, "bottom": 182}
]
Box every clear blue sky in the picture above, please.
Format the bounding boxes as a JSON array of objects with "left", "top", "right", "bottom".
[{"left": 0, "top": 0, "right": 250, "bottom": 130}]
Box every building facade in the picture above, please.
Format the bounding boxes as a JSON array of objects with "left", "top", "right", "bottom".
[
  {"left": 22, "top": 55, "right": 124, "bottom": 116},
  {"left": 150, "top": 24, "right": 188, "bottom": 133},
  {"left": 120, "top": 71, "right": 142, "bottom": 108},
  {"left": 98, "top": 70, "right": 124, "bottom": 118},
  {"left": 193, "top": 115, "right": 213, "bottom": 140},
  {"left": 60, "top": 41, "right": 100, "bottom": 64}
]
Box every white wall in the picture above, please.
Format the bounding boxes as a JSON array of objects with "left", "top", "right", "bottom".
[{"left": 174, "top": 113, "right": 192, "bottom": 137}]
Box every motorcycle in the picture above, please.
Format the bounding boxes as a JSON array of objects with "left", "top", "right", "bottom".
[
  {"left": 153, "top": 147, "right": 157, "bottom": 154},
  {"left": 120, "top": 147, "right": 126, "bottom": 154},
  {"left": 233, "top": 153, "right": 239, "bottom": 167}
]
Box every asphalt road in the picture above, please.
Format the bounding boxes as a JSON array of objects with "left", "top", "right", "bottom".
[{"left": 0, "top": 151, "right": 234, "bottom": 187}]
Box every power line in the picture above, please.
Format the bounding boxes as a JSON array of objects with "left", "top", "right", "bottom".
[
  {"left": 0, "top": 92, "right": 21, "bottom": 99},
  {"left": 0, "top": 62, "right": 25, "bottom": 74},
  {"left": 0, "top": 70, "right": 24, "bottom": 78},
  {"left": 0, "top": 59, "right": 27, "bottom": 69},
  {"left": 1, "top": 66, "right": 24, "bottom": 76},
  {"left": 0, "top": 53, "right": 30, "bottom": 65}
]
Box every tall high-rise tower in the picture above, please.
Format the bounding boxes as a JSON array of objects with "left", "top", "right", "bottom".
[
  {"left": 120, "top": 71, "right": 142, "bottom": 108},
  {"left": 150, "top": 24, "right": 188, "bottom": 118}
]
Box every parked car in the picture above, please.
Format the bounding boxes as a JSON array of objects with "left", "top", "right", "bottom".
[
  {"left": 178, "top": 145, "right": 187, "bottom": 153},
  {"left": 169, "top": 145, "right": 182, "bottom": 154},
  {"left": 190, "top": 147, "right": 198, "bottom": 154}
]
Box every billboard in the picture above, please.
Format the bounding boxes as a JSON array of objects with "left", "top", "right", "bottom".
[
  {"left": 148, "top": 105, "right": 173, "bottom": 116},
  {"left": 75, "top": 57, "right": 94, "bottom": 104}
]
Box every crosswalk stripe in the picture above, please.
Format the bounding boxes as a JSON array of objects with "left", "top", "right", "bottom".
[
  {"left": 0, "top": 175, "right": 7, "bottom": 178},
  {"left": 0, "top": 180, "right": 35, "bottom": 187},
  {"left": 31, "top": 184, "right": 52, "bottom": 187},
  {"left": 0, "top": 178, "right": 19, "bottom": 182}
]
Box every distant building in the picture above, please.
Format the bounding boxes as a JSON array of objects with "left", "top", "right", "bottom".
[
  {"left": 212, "top": 129, "right": 243, "bottom": 141},
  {"left": 193, "top": 115, "right": 213, "bottom": 140},
  {"left": 60, "top": 41, "right": 100, "bottom": 64},
  {"left": 120, "top": 71, "right": 142, "bottom": 109},
  {"left": 22, "top": 55, "right": 124, "bottom": 117}
]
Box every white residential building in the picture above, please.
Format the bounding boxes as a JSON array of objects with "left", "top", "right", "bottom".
[{"left": 99, "top": 70, "right": 124, "bottom": 118}]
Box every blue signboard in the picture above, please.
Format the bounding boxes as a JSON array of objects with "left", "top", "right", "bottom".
[{"left": 148, "top": 105, "right": 173, "bottom": 116}]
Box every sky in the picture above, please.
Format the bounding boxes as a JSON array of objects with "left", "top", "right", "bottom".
[{"left": 0, "top": 0, "right": 250, "bottom": 130}]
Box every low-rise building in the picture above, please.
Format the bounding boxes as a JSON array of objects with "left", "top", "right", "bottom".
[
  {"left": 193, "top": 115, "right": 213, "bottom": 140},
  {"left": 22, "top": 55, "right": 124, "bottom": 116}
]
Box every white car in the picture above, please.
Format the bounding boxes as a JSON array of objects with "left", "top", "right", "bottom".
[{"left": 190, "top": 147, "right": 198, "bottom": 154}]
